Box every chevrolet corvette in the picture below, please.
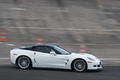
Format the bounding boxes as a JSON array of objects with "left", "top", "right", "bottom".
[{"left": 10, "top": 44, "right": 102, "bottom": 72}]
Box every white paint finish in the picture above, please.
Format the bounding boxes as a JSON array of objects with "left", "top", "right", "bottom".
[
  {"left": 10, "top": 46, "right": 102, "bottom": 70},
  {"left": 0, "top": 57, "right": 118, "bottom": 61},
  {"left": 35, "top": 52, "right": 66, "bottom": 67}
]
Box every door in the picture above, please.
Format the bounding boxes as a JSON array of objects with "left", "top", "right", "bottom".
[{"left": 34, "top": 46, "right": 67, "bottom": 68}]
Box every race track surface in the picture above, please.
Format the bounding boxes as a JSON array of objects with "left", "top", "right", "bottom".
[{"left": 0, "top": 65, "right": 120, "bottom": 80}]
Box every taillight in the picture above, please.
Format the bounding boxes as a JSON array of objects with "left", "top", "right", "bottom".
[{"left": 13, "top": 53, "right": 17, "bottom": 55}]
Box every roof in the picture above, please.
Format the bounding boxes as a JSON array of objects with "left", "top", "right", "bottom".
[{"left": 36, "top": 44, "right": 57, "bottom": 47}]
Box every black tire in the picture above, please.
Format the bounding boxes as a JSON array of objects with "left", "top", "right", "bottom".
[
  {"left": 72, "top": 59, "right": 87, "bottom": 72},
  {"left": 17, "top": 56, "right": 31, "bottom": 69}
]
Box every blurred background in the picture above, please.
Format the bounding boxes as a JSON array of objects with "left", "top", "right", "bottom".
[{"left": 0, "top": 0, "right": 120, "bottom": 64}]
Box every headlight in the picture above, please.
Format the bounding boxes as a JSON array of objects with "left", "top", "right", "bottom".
[{"left": 87, "top": 57, "right": 95, "bottom": 61}]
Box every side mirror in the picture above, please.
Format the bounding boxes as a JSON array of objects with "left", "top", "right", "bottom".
[{"left": 50, "top": 51, "right": 56, "bottom": 56}]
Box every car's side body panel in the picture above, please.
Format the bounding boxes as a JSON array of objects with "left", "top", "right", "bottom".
[
  {"left": 10, "top": 48, "right": 35, "bottom": 66},
  {"left": 35, "top": 52, "right": 67, "bottom": 68},
  {"left": 10, "top": 45, "right": 102, "bottom": 71}
]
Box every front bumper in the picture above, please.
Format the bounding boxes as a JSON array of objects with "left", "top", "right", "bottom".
[{"left": 87, "top": 61, "right": 102, "bottom": 70}]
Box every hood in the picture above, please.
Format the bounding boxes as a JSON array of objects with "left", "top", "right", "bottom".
[{"left": 71, "top": 53, "right": 98, "bottom": 60}]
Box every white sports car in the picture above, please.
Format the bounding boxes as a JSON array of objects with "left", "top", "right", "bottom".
[{"left": 10, "top": 44, "right": 102, "bottom": 72}]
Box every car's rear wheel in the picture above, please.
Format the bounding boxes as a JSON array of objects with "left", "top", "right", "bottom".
[
  {"left": 17, "top": 56, "right": 31, "bottom": 69},
  {"left": 72, "top": 59, "right": 87, "bottom": 72}
]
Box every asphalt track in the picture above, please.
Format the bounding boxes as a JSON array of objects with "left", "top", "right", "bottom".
[
  {"left": 0, "top": 0, "right": 120, "bottom": 80},
  {"left": 0, "top": 64, "right": 120, "bottom": 80}
]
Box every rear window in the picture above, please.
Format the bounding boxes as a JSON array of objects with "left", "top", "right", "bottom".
[{"left": 21, "top": 46, "right": 34, "bottom": 50}]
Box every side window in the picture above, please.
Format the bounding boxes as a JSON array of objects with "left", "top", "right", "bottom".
[
  {"left": 45, "top": 47, "right": 56, "bottom": 54},
  {"left": 33, "top": 46, "right": 48, "bottom": 53},
  {"left": 45, "top": 47, "right": 61, "bottom": 54},
  {"left": 33, "top": 46, "right": 56, "bottom": 54}
]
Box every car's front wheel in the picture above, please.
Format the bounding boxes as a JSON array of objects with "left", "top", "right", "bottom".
[
  {"left": 17, "top": 56, "right": 31, "bottom": 69},
  {"left": 72, "top": 59, "right": 87, "bottom": 72}
]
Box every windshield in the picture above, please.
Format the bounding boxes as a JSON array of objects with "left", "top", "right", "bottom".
[{"left": 53, "top": 46, "right": 71, "bottom": 55}]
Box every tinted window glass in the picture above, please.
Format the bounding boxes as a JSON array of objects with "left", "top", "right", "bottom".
[
  {"left": 34, "top": 46, "right": 48, "bottom": 53},
  {"left": 33, "top": 46, "right": 55, "bottom": 53},
  {"left": 53, "top": 46, "right": 70, "bottom": 55},
  {"left": 21, "top": 46, "right": 33, "bottom": 50}
]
